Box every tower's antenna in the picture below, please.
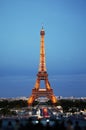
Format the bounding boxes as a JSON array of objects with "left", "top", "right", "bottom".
[{"left": 42, "top": 23, "right": 44, "bottom": 29}]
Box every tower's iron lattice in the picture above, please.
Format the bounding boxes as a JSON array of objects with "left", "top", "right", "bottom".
[{"left": 28, "top": 27, "right": 57, "bottom": 106}]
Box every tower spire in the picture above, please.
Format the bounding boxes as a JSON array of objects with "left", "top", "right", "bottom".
[{"left": 39, "top": 27, "right": 46, "bottom": 72}]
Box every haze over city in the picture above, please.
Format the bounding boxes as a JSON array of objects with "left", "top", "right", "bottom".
[{"left": 0, "top": 0, "right": 86, "bottom": 98}]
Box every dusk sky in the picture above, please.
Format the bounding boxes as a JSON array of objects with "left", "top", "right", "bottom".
[{"left": 0, "top": 0, "right": 86, "bottom": 98}]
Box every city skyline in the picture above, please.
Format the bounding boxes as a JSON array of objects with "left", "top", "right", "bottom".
[{"left": 0, "top": 0, "right": 86, "bottom": 98}]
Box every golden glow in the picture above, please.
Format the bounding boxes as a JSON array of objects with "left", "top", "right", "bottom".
[
  {"left": 43, "top": 108, "right": 48, "bottom": 113},
  {"left": 27, "top": 28, "right": 57, "bottom": 106},
  {"left": 28, "top": 96, "right": 34, "bottom": 105},
  {"left": 51, "top": 95, "right": 57, "bottom": 103},
  {"left": 46, "top": 81, "right": 51, "bottom": 90},
  {"left": 39, "top": 32, "right": 46, "bottom": 72},
  {"left": 34, "top": 79, "right": 40, "bottom": 90}
]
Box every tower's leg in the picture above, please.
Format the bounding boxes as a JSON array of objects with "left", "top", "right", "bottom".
[
  {"left": 34, "top": 78, "right": 40, "bottom": 90},
  {"left": 45, "top": 79, "right": 57, "bottom": 104},
  {"left": 50, "top": 95, "right": 57, "bottom": 104},
  {"left": 28, "top": 78, "right": 40, "bottom": 106},
  {"left": 27, "top": 95, "right": 35, "bottom": 106},
  {"left": 45, "top": 79, "right": 51, "bottom": 90}
]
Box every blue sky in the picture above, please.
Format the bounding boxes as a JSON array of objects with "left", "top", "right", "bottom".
[{"left": 0, "top": 0, "right": 86, "bottom": 98}]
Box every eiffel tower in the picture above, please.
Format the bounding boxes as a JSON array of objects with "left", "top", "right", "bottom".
[{"left": 28, "top": 27, "right": 57, "bottom": 106}]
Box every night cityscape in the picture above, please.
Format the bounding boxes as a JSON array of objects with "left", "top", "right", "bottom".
[{"left": 0, "top": 0, "right": 86, "bottom": 130}]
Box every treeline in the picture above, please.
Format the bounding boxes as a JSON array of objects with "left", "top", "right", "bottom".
[
  {"left": 0, "top": 99, "right": 86, "bottom": 112},
  {"left": 0, "top": 100, "right": 28, "bottom": 116},
  {"left": 57, "top": 99, "right": 86, "bottom": 112},
  {"left": 0, "top": 99, "right": 27, "bottom": 109},
  {"left": 46, "top": 99, "right": 86, "bottom": 112}
]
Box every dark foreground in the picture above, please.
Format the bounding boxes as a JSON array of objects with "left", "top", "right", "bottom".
[{"left": 0, "top": 116, "right": 86, "bottom": 130}]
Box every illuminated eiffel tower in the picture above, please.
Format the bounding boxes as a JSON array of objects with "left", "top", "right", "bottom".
[{"left": 28, "top": 27, "right": 57, "bottom": 106}]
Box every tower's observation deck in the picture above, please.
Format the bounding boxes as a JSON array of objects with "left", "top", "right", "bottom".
[{"left": 28, "top": 27, "right": 57, "bottom": 106}]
